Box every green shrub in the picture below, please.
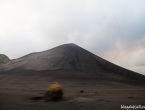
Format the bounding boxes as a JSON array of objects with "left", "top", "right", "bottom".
[
  {"left": 0, "top": 54, "right": 10, "bottom": 64},
  {"left": 43, "top": 83, "right": 63, "bottom": 101}
]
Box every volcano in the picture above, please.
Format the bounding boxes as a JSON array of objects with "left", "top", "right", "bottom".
[
  {"left": 0, "top": 43, "right": 145, "bottom": 110},
  {"left": 0, "top": 43, "right": 144, "bottom": 81}
]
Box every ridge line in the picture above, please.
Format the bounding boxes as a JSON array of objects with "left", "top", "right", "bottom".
[{"left": 72, "top": 44, "right": 81, "bottom": 70}]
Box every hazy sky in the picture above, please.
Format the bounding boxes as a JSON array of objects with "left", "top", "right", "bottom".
[{"left": 0, "top": 0, "right": 145, "bottom": 75}]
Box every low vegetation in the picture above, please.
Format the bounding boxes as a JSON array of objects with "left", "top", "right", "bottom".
[
  {"left": 43, "top": 82, "right": 63, "bottom": 101},
  {"left": 0, "top": 54, "right": 10, "bottom": 64}
]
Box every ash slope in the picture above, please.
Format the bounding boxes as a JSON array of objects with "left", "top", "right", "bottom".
[{"left": 0, "top": 43, "right": 144, "bottom": 81}]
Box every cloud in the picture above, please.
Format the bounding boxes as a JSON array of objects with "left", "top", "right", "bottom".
[{"left": 0, "top": 0, "right": 145, "bottom": 74}]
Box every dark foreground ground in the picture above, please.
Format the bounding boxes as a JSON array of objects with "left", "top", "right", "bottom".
[{"left": 0, "top": 70, "right": 145, "bottom": 110}]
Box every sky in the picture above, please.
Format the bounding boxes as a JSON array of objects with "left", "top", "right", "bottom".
[{"left": 0, "top": 0, "right": 145, "bottom": 75}]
